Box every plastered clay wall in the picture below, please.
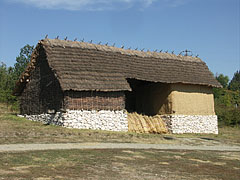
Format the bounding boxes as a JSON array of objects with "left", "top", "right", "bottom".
[{"left": 170, "top": 84, "right": 215, "bottom": 115}]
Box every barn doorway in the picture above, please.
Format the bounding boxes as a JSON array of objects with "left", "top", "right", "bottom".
[{"left": 125, "top": 79, "right": 171, "bottom": 116}]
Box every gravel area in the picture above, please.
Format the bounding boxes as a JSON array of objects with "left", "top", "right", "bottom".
[{"left": 0, "top": 142, "right": 240, "bottom": 152}]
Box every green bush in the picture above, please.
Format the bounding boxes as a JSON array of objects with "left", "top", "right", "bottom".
[
  {"left": 214, "top": 88, "right": 240, "bottom": 127},
  {"left": 0, "top": 89, "right": 19, "bottom": 112}
]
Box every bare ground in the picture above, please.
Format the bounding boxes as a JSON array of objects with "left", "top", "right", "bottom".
[
  {"left": 0, "top": 142, "right": 240, "bottom": 153},
  {"left": 0, "top": 149, "right": 239, "bottom": 180},
  {"left": 1, "top": 103, "right": 240, "bottom": 179}
]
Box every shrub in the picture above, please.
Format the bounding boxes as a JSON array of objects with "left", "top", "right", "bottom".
[{"left": 214, "top": 88, "right": 240, "bottom": 126}]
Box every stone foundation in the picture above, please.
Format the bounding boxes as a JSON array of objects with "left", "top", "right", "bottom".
[
  {"left": 161, "top": 115, "right": 218, "bottom": 134},
  {"left": 21, "top": 110, "right": 128, "bottom": 132},
  {"left": 20, "top": 111, "right": 218, "bottom": 134}
]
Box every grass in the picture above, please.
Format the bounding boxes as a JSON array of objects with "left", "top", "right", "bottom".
[
  {"left": 0, "top": 149, "right": 239, "bottom": 179},
  {"left": 1, "top": 103, "right": 240, "bottom": 179},
  {"left": 0, "top": 103, "right": 240, "bottom": 145},
  {"left": 0, "top": 103, "right": 170, "bottom": 144},
  {"left": 170, "top": 126, "right": 240, "bottom": 144}
]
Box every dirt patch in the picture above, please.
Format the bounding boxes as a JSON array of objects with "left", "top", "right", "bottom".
[
  {"left": 220, "top": 152, "right": 240, "bottom": 161},
  {"left": 112, "top": 162, "right": 126, "bottom": 167},
  {"left": 0, "top": 169, "right": 14, "bottom": 175},
  {"left": 189, "top": 159, "right": 226, "bottom": 166},
  {"left": 159, "top": 162, "right": 170, "bottom": 165},
  {"left": 0, "top": 149, "right": 239, "bottom": 180},
  {"left": 121, "top": 150, "right": 135, "bottom": 154},
  {"left": 173, "top": 155, "right": 182, "bottom": 159},
  {"left": 114, "top": 156, "right": 134, "bottom": 160},
  {"left": 0, "top": 165, "right": 39, "bottom": 175},
  {"left": 133, "top": 155, "right": 146, "bottom": 159}
]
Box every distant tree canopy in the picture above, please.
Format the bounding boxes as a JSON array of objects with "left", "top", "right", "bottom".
[
  {"left": 229, "top": 70, "right": 240, "bottom": 91},
  {"left": 0, "top": 44, "right": 34, "bottom": 104},
  {"left": 14, "top": 44, "right": 34, "bottom": 80},
  {"left": 0, "top": 62, "right": 16, "bottom": 103},
  {"left": 214, "top": 87, "right": 240, "bottom": 126},
  {"left": 0, "top": 62, "right": 8, "bottom": 90},
  {"left": 213, "top": 70, "right": 240, "bottom": 126},
  {"left": 216, "top": 74, "right": 229, "bottom": 88}
]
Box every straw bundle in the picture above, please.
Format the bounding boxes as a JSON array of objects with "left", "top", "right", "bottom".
[{"left": 128, "top": 112, "right": 168, "bottom": 134}]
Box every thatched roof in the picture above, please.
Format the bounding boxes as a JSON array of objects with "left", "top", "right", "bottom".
[{"left": 14, "top": 38, "right": 221, "bottom": 95}]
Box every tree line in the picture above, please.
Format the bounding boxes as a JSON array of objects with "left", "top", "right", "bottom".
[
  {"left": 214, "top": 71, "right": 240, "bottom": 126},
  {"left": 0, "top": 44, "right": 239, "bottom": 126},
  {"left": 0, "top": 45, "right": 34, "bottom": 108}
]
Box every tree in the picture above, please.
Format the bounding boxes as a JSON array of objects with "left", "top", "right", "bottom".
[
  {"left": 0, "top": 62, "right": 8, "bottom": 90},
  {"left": 0, "top": 62, "right": 16, "bottom": 103},
  {"left": 216, "top": 73, "right": 229, "bottom": 88},
  {"left": 13, "top": 44, "right": 34, "bottom": 80},
  {"left": 0, "top": 44, "right": 34, "bottom": 108},
  {"left": 6, "top": 66, "right": 16, "bottom": 90},
  {"left": 229, "top": 70, "right": 240, "bottom": 91}
]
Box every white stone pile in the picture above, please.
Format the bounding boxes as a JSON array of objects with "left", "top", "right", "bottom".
[
  {"left": 22, "top": 112, "right": 65, "bottom": 126},
  {"left": 20, "top": 111, "right": 218, "bottom": 134},
  {"left": 21, "top": 110, "right": 128, "bottom": 132},
  {"left": 162, "top": 115, "right": 218, "bottom": 134}
]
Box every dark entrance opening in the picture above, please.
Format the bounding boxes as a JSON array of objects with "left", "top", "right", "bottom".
[
  {"left": 125, "top": 78, "right": 171, "bottom": 116},
  {"left": 125, "top": 78, "right": 153, "bottom": 114}
]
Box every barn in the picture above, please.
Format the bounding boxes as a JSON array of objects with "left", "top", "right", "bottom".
[{"left": 14, "top": 38, "right": 221, "bottom": 134}]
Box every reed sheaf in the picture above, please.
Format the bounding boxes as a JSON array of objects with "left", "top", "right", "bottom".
[{"left": 128, "top": 112, "right": 168, "bottom": 134}]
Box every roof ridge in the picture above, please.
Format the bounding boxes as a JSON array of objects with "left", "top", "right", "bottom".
[
  {"left": 40, "top": 38, "right": 203, "bottom": 63},
  {"left": 13, "top": 38, "right": 222, "bottom": 95}
]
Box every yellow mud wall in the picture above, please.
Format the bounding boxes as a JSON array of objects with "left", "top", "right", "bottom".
[
  {"left": 170, "top": 84, "right": 215, "bottom": 115},
  {"left": 135, "top": 83, "right": 172, "bottom": 115}
]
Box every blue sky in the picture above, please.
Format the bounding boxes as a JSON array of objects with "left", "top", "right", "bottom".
[{"left": 0, "top": 0, "right": 239, "bottom": 79}]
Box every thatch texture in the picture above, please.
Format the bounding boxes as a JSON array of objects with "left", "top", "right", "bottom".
[
  {"left": 14, "top": 38, "right": 221, "bottom": 95},
  {"left": 128, "top": 112, "right": 168, "bottom": 134}
]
